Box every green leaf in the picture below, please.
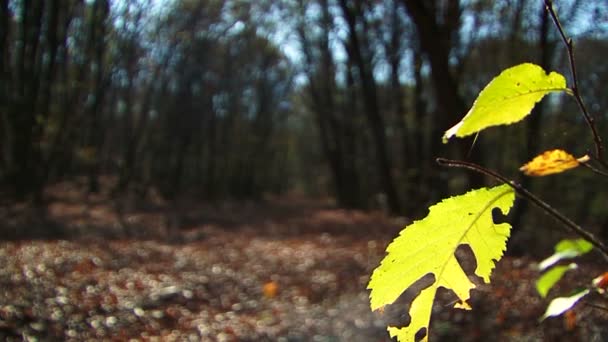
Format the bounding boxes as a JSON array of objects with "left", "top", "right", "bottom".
[
  {"left": 368, "top": 185, "right": 515, "bottom": 341},
  {"left": 555, "top": 238, "right": 594, "bottom": 254},
  {"left": 536, "top": 263, "right": 577, "bottom": 298},
  {"left": 443, "top": 63, "right": 567, "bottom": 142},
  {"left": 538, "top": 238, "right": 593, "bottom": 271},
  {"left": 540, "top": 289, "right": 589, "bottom": 321}
]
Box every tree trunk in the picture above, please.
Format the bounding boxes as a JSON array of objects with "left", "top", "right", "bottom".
[
  {"left": 295, "top": 0, "right": 361, "bottom": 208},
  {"left": 338, "top": 0, "right": 402, "bottom": 214},
  {"left": 0, "top": 0, "right": 10, "bottom": 177},
  {"left": 401, "top": 0, "right": 484, "bottom": 197},
  {"left": 510, "top": 2, "right": 552, "bottom": 242},
  {"left": 9, "top": 0, "right": 46, "bottom": 199},
  {"left": 86, "top": 0, "right": 110, "bottom": 194}
]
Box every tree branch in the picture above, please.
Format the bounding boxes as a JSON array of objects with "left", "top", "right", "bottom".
[
  {"left": 436, "top": 157, "right": 608, "bottom": 259},
  {"left": 544, "top": 0, "right": 606, "bottom": 167}
]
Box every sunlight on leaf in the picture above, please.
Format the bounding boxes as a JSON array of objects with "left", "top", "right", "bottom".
[
  {"left": 520, "top": 149, "right": 588, "bottom": 176},
  {"left": 592, "top": 272, "right": 608, "bottom": 292},
  {"left": 536, "top": 263, "right": 577, "bottom": 298},
  {"left": 368, "top": 185, "right": 515, "bottom": 342},
  {"left": 538, "top": 239, "right": 593, "bottom": 271},
  {"left": 541, "top": 289, "right": 589, "bottom": 321},
  {"left": 443, "top": 63, "right": 567, "bottom": 142}
]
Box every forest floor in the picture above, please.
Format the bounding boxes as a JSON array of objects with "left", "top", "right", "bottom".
[{"left": 0, "top": 178, "right": 607, "bottom": 341}]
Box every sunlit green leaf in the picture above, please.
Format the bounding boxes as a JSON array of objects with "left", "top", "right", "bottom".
[
  {"left": 538, "top": 239, "right": 593, "bottom": 271},
  {"left": 536, "top": 263, "right": 577, "bottom": 298},
  {"left": 540, "top": 289, "right": 589, "bottom": 321},
  {"left": 368, "top": 185, "right": 515, "bottom": 341},
  {"left": 443, "top": 63, "right": 568, "bottom": 142}
]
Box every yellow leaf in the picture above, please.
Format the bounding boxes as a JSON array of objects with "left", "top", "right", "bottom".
[
  {"left": 443, "top": 63, "right": 567, "bottom": 142},
  {"left": 368, "top": 185, "right": 515, "bottom": 341},
  {"left": 519, "top": 149, "right": 588, "bottom": 176}
]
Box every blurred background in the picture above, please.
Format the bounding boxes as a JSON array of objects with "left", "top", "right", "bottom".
[
  {"left": 2, "top": 0, "right": 608, "bottom": 340},
  {"left": 1, "top": 0, "right": 608, "bottom": 241}
]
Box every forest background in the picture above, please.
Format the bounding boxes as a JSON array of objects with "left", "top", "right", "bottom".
[
  {"left": 2, "top": 0, "right": 608, "bottom": 250},
  {"left": 3, "top": 0, "right": 608, "bottom": 340}
]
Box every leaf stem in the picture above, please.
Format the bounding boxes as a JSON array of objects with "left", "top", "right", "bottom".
[
  {"left": 544, "top": 0, "right": 606, "bottom": 167},
  {"left": 580, "top": 159, "right": 608, "bottom": 178},
  {"left": 436, "top": 157, "right": 608, "bottom": 259}
]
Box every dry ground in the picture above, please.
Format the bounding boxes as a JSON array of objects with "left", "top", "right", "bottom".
[{"left": 0, "top": 179, "right": 607, "bottom": 341}]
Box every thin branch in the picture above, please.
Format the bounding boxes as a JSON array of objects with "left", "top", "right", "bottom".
[
  {"left": 580, "top": 159, "right": 608, "bottom": 178},
  {"left": 436, "top": 157, "right": 608, "bottom": 259},
  {"left": 583, "top": 301, "right": 608, "bottom": 313},
  {"left": 544, "top": 0, "right": 606, "bottom": 167}
]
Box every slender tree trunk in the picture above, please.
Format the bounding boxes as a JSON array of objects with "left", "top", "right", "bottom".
[
  {"left": 383, "top": 0, "right": 411, "bottom": 209},
  {"left": 338, "top": 0, "right": 402, "bottom": 214},
  {"left": 40, "top": 2, "right": 78, "bottom": 185},
  {"left": 10, "top": 0, "right": 46, "bottom": 199},
  {"left": 116, "top": 40, "right": 142, "bottom": 193},
  {"left": 401, "top": 0, "right": 484, "bottom": 199},
  {"left": 510, "top": 2, "right": 552, "bottom": 237},
  {"left": 204, "top": 101, "right": 218, "bottom": 198},
  {"left": 296, "top": 0, "right": 360, "bottom": 208},
  {"left": 0, "top": 0, "right": 10, "bottom": 176},
  {"left": 342, "top": 58, "right": 361, "bottom": 208},
  {"left": 86, "top": 0, "right": 110, "bottom": 193}
]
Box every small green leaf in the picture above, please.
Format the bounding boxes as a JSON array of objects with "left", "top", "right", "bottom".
[
  {"left": 540, "top": 289, "right": 589, "bottom": 321},
  {"left": 368, "top": 185, "right": 515, "bottom": 341},
  {"left": 539, "top": 239, "right": 593, "bottom": 271},
  {"left": 555, "top": 238, "right": 594, "bottom": 254},
  {"left": 536, "top": 263, "right": 577, "bottom": 298},
  {"left": 443, "top": 63, "right": 567, "bottom": 142}
]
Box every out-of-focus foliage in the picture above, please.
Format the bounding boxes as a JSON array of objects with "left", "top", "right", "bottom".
[
  {"left": 541, "top": 289, "right": 590, "bottom": 321},
  {"left": 519, "top": 149, "right": 586, "bottom": 177},
  {"left": 0, "top": 0, "right": 297, "bottom": 203}
]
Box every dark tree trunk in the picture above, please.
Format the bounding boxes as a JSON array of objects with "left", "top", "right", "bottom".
[
  {"left": 296, "top": 0, "right": 362, "bottom": 209},
  {"left": 342, "top": 59, "right": 361, "bottom": 208},
  {"left": 0, "top": 0, "right": 10, "bottom": 177},
  {"left": 40, "top": 2, "right": 78, "bottom": 186},
  {"left": 338, "top": 0, "right": 402, "bottom": 214},
  {"left": 510, "top": 2, "right": 552, "bottom": 239},
  {"left": 86, "top": 0, "right": 110, "bottom": 194},
  {"left": 9, "top": 0, "right": 46, "bottom": 199},
  {"left": 401, "top": 0, "right": 484, "bottom": 197}
]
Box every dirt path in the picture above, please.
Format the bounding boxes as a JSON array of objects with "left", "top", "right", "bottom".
[{"left": 0, "top": 183, "right": 606, "bottom": 341}]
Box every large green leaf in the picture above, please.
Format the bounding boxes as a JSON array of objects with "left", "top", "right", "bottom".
[
  {"left": 443, "top": 63, "right": 567, "bottom": 142},
  {"left": 368, "top": 185, "right": 515, "bottom": 341}
]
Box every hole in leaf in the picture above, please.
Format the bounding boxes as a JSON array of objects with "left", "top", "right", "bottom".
[
  {"left": 384, "top": 273, "right": 436, "bottom": 328},
  {"left": 492, "top": 207, "right": 508, "bottom": 224},
  {"left": 415, "top": 327, "right": 428, "bottom": 341},
  {"left": 455, "top": 244, "right": 480, "bottom": 282},
  {"left": 436, "top": 286, "right": 461, "bottom": 310}
]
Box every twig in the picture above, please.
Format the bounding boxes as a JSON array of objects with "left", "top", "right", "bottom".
[
  {"left": 544, "top": 0, "right": 606, "bottom": 168},
  {"left": 583, "top": 301, "right": 608, "bottom": 313},
  {"left": 580, "top": 158, "right": 608, "bottom": 178},
  {"left": 436, "top": 157, "right": 608, "bottom": 259}
]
